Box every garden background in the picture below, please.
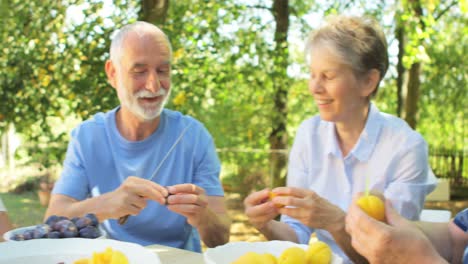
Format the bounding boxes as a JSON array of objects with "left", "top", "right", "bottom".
[{"left": 0, "top": 0, "right": 466, "bottom": 244}]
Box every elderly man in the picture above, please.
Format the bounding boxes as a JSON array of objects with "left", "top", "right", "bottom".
[{"left": 45, "top": 21, "right": 230, "bottom": 251}]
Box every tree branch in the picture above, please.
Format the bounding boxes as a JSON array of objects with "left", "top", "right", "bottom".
[
  {"left": 244, "top": 4, "right": 272, "bottom": 11},
  {"left": 434, "top": 1, "right": 458, "bottom": 21}
]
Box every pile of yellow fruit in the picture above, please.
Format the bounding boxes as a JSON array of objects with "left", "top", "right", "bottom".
[
  {"left": 231, "top": 241, "right": 332, "bottom": 264},
  {"left": 73, "top": 247, "right": 129, "bottom": 264}
]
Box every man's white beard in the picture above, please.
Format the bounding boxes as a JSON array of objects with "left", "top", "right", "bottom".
[{"left": 118, "top": 82, "right": 170, "bottom": 121}]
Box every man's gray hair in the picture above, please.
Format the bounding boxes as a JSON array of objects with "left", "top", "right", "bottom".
[{"left": 110, "top": 21, "right": 172, "bottom": 64}]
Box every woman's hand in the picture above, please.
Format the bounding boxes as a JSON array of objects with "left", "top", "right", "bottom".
[
  {"left": 244, "top": 189, "right": 280, "bottom": 230},
  {"left": 271, "top": 187, "right": 346, "bottom": 232}
]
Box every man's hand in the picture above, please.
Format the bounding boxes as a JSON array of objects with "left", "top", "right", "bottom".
[
  {"left": 346, "top": 195, "right": 446, "bottom": 264},
  {"left": 105, "top": 176, "right": 168, "bottom": 219},
  {"left": 165, "top": 183, "right": 209, "bottom": 227}
]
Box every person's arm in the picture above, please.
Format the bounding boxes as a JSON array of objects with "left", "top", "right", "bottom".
[
  {"left": 193, "top": 196, "right": 231, "bottom": 247},
  {"left": 0, "top": 211, "right": 13, "bottom": 241},
  {"left": 166, "top": 184, "right": 231, "bottom": 247},
  {"left": 417, "top": 209, "right": 468, "bottom": 264},
  {"left": 45, "top": 176, "right": 168, "bottom": 222}
]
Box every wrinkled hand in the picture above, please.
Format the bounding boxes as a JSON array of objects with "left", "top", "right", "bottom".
[
  {"left": 106, "top": 176, "right": 168, "bottom": 219},
  {"left": 345, "top": 195, "right": 442, "bottom": 263},
  {"left": 244, "top": 189, "right": 280, "bottom": 230},
  {"left": 271, "top": 187, "right": 345, "bottom": 232},
  {"left": 166, "top": 183, "right": 208, "bottom": 227}
]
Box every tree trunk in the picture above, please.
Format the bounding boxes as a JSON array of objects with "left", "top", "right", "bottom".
[
  {"left": 404, "top": 62, "right": 421, "bottom": 128},
  {"left": 139, "top": 0, "right": 169, "bottom": 26},
  {"left": 395, "top": 22, "right": 406, "bottom": 117},
  {"left": 403, "top": 0, "right": 424, "bottom": 129},
  {"left": 269, "top": 0, "right": 289, "bottom": 187}
]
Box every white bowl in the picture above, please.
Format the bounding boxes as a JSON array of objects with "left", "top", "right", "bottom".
[
  {"left": 204, "top": 240, "right": 344, "bottom": 264},
  {"left": 3, "top": 225, "right": 107, "bottom": 241},
  {"left": 0, "top": 238, "right": 160, "bottom": 264}
]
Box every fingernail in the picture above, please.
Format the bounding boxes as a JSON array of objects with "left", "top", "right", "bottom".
[
  {"left": 162, "top": 186, "right": 169, "bottom": 197},
  {"left": 167, "top": 186, "right": 175, "bottom": 194}
]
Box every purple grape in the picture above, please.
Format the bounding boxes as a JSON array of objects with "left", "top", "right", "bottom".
[
  {"left": 84, "top": 213, "right": 99, "bottom": 227},
  {"left": 10, "top": 233, "right": 25, "bottom": 241},
  {"left": 47, "top": 231, "right": 61, "bottom": 238},
  {"left": 22, "top": 229, "right": 34, "bottom": 240},
  {"left": 78, "top": 226, "right": 100, "bottom": 238},
  {"left": 70, "top": 217, "right": 80, "bottom": 224},
  {"left": 45, "top": 215, "right": 68, "bottom": 227},
  {"left": 75, "top": 217, "right": 92, "bottom": 230},
  {"left": 33, "top": 224, "right": 51, "bottom": 239},
  {"left": 53, "top": 219, "right": 78, "bottom": 238}
]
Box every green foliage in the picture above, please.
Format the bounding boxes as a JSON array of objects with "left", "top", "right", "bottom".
[
  {"left": 0, "top": 0, "right": 134, "bottom": 167},
  {"left": 417, "top": 12, "right": 467, "bottom": 149},
  {"left": 1, "top": 192, "right": 46, "bottom": 227},
  {"left": 0, "top": 0, "right": 465, "bottom": 183}
]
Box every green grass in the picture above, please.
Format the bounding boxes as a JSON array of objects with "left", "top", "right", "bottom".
[{"left": 1, "top": 192, "right": 46, "bottom": 228}]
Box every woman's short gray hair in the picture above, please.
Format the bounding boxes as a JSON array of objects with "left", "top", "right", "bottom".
[
  {"left": 305, "top": 15, "right": 389, "bottom": 97},
  {"left": 110, "top": 21, "right": 172, "bottom": 64}
]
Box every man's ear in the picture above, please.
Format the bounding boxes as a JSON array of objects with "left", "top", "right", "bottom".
[
  {"left": 360, "top": 69, "right": 380, "bottom": 97},
  {"left": 105, "top": 60, "right": 117, "bottom": 88}
]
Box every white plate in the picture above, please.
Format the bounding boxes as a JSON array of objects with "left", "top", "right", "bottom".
[
  {"left": 0, "top": 238, "right": 161, "bottom": 264},
  {"left": 204, "top": 240, "right": 344, "bottom": 264},
  {"left": 3, "top": 225, "right": 107, "bottom": 241}
]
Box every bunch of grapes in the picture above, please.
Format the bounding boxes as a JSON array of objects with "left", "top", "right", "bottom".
[{"left": 10, "top": 213, "right": 102, "bottom": 241}]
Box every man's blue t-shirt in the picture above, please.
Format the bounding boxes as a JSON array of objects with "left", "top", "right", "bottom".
[{"left": 53, "top": 107, "right": 223, "bottom": 252}]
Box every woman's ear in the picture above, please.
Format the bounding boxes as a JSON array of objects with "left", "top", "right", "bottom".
[
  {"left": 105, "top": 60, "right": 117, "bottom": 88},
  {"left": 361, "top": 69, "right": 380, "bottom": 97}
]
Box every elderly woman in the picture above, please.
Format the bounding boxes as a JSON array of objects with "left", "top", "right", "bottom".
[
  {"left": 243, "top": 15, "right": 436, "bottom": 263},
  {"left": 0, "top": 197, "right": 13, "bottom": 241}
]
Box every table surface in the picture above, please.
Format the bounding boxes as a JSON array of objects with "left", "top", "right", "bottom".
[{"left": 146, "top": 244, "right": 206, "bottom": 264}]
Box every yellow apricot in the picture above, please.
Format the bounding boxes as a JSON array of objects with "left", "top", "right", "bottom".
[
  {"left": 356, "top": 195, "right": 385, "bottom": 221},
  {"left": 110, "top": 249, "right": 129, "bottom": 264},
  {"left": 306, "top": 241, "right": 332, "bottom": 264},
  {"left": 268, "top": 192, "right": 286, "bottom": 208},
  {"left": 231, "top": 252, "right": 263, "bottom": 264},
  {"left": 278, "top": 247, "right": 306, "bottom": 264},
  {"left": 260, "top": 253, "right": 278, "bottom": 264},
  {"left": 73, "top": 259, "right": 89, "bottom": 264},
  {"left": 74, "top": 247, "right": 128, "bottom": 264}
]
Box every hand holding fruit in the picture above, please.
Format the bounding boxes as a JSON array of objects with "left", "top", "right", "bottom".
[
  {"left": 270, "top": 187, "right": 346, "bottom": 232},
  {"left": 244, "top": 189, "right": 281, "bottom": 230},
  {"left": 356, "top": 193, "right": 385, "bottom": 222},
  {"left": 346, "top": 194, "right": 443, "bottom": 264}
]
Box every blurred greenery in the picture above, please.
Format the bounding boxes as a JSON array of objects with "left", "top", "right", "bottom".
[
  {"left": 1, "top": 192, "right": 46, "bottom": 228},
  {"left": 0, "top": 0, "right": 466, "bottom": 192}
]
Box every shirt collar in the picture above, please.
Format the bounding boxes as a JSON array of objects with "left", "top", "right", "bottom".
[{"left": 323, "top": 102, "right": 383, "bottom": 161}]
